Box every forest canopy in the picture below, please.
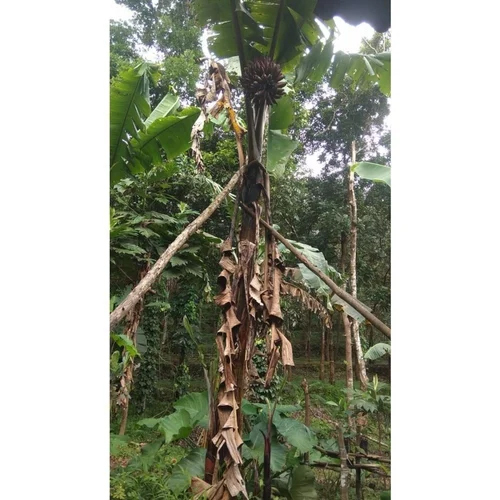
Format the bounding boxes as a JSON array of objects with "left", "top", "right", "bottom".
[{"left": 109, "top": 1, "right": 391, "bottom": 499}]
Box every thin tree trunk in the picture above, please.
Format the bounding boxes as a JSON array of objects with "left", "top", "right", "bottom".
[
  {"left": 241, "top": 203, "right": 391, "bottom": 338},
  {"left": 349, "top": 141, "right": 369, "bottom": 390},
  {"left": 118, "top": 294, "right": 144, "bottom": 435},
  {"left": 341, "top": 231, "right": 354, "bottom": 401},
  {"left": 320, "top": 322, "right": 325, "bottom": 381},
  {"left": 306, "top": 309, "right": 311, "bottom": 362},
  {"left": 336, "top": 422, "right": 350, "bottom": 500},
  {"left": 355, "top": 421, "right": 362, "bottom": 500},
  {"left": 343, "top": 312, "right": 353, "bottom": 397},
  {"left": 302, "top": 379, "right": 311, "bottom": 463},
  {"left": 324, "top": 326, "right": 330, "bottom": 381},
  {"left": 110, "top": 164, "right": 245, "bottom": 331},
  {"left": 329, "top": 327, "right": 335, "bottom": 384}
]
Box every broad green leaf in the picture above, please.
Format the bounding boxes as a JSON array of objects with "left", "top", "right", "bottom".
[
  {"left": 269, "top": 95, "right": 295, "bottom": 130},
  {"left": 167, "top": 447, "right": 205, "bottom": 494},
  {"left": 241, "top": 398, "right": 259, "bottom": 415},
  {"left": 131, "top": 108, "right": 201, "bottom": 166},
  {"left": 288, "top": 465, "right": 318, "bottom": 499},
  {"left": 110, "top": 63, "right": 151, "bottom": 185},
  {"left": 267, "top": 130, "right": 299, "bottom": 177},
  {"left": 243, "top": 420, "right": 288, "bottom": 472},
  {"left": 364, "top": 342, "right": 391, "bottom": 361},
  {"left": 136, "top": 417, "right": 160, "bottom": 428},
  {"left": 193, "top": 0, "right": 231, "bottom": 25},
  {"left": 330, "top": 52, "right": 391, "bottom": 96},
  {"left": 144, "top": 93, "right": 180, "bottom": 128},
  {"left": 318, "top": 438, "right": 339, "bottom": 454},
  {"left": 297, "top": 264, "right": 330, "bottom": 295},
  {"left": 329, "top": 294, "right": 369, "bottom": 323},
  {"left": 295, "top": 39, "right": 334, "bottom": 84},
  {"left": 273, "top": 415, "right": 317, "bottom": 453},
  {"left": 173, "top": 391, "right": 209, "bottom": 429},
  {"left": 351, "top": 398, "right": 378, "bottom": 413},
  {"left": 285, "top": 239, "right": 330, "bottom": 274},
  {"left": 351, "top": 162, "right": 391, "bottom": 187},
  {"left": 255, "top": 403, "right": 302, "bottom": 415},
  {"left": 111, "top": 333, "right": 139, "bottom": 358},
  {"left": 144, "top": 409, "right": 194, "bottom": 444},
  {"left": 330, "top": 51, "right": 351, "bottom": 89},
  {"left": 195, "top": 0, "right": 319, "bottom": 65}
]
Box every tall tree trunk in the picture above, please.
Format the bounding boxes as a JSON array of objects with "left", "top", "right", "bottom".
[
  {"left": 320, "top": 322, "right": 325, "bottom": 381},
  {"left": 348, "top": 141, "right": 369, "bottom": 390},
  {"left": 340, "top": 231, "right": 354, "bottom": 400}
]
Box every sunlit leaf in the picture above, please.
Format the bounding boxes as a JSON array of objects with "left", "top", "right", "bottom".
[
  {"left": 364, "top": 342, "right": 391, "bottom": 361},
  {"left": 267, "top": 130, "right": 299, "bottom": 177},
  {"left": 144, "top": 93, "right": 180, "bottom": 128},
  {"left": 269, "top": 95, "right": 295, "bottom": 130},
  {"left": 351, "top": 162, "right": 391, "bottom": 187},
  {"left": 111, "top": 333, "right": 139, "bottom": 358}
]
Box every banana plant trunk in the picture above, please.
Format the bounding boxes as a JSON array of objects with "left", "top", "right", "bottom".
[{"left": 210, "top": 27, "right": 292, "bottom": 499}]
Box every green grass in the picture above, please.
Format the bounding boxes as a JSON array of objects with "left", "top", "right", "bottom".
[{"left": 111, "top": 356, "right": 390, "bottom": 500}]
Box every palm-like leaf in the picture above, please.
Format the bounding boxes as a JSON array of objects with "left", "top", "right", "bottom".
[
  {"left": 144, "top": 93, "right": 180, "bottom": 128},
  {"left": 131, "top": 107, "right": 201, "bottom": 165},
  {"left": 110, "top": 62, "right": 200, "bottom": 184},
  {"left": 194, "top": 0, "right": 321, "bottom": 69},
  {"left": 364, "top": 342, "right": 391, "bottom": 361},
  {"left": 110, "top": 63, "right": 151, "bottom": 184},
  {"left": 330, "top": 51, "right": 391, "bottom": 96}
]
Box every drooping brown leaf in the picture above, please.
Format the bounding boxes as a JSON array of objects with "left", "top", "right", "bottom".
[{"left": 281, "top": 280, "right": 332, "bottom": 329}]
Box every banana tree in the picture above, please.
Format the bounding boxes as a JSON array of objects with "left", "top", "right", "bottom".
[
  {"left": 110, "top": 62, "right": 201, "bottom": 185},
  {"left": 191, "top": 1, "right": 391, "bottom": 498}
]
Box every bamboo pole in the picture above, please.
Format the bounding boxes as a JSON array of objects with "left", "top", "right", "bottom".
[{"left": 240, "top": 203, "right": 391, "bottom": 338}]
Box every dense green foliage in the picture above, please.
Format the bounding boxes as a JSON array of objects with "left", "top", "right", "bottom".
[{"left": 110, "top": 1, "right": 391, "bottom": 498}]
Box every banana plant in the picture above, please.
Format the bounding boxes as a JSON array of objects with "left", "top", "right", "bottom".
[{"left": 110, "top": 62, "right": 201, "bottom": 185}]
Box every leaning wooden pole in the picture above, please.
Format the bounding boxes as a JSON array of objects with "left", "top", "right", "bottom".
[
  {"left": 240, "top": 203, "right": 391, "bottom": 338},
  {"left": 109, "top": 165, "right": 244, "bottom": 331}
]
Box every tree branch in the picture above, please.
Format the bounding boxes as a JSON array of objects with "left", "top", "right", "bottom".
[
  {"left": 240, "top": 203, "right": 391, "bottom": 338},
  {"left": 109, "top": 166, "right": 245, "bottom": 331}
]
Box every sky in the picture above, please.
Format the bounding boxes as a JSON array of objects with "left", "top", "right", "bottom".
[{"left": 109, "top": 0, "right": 384, "bottom": 175}]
